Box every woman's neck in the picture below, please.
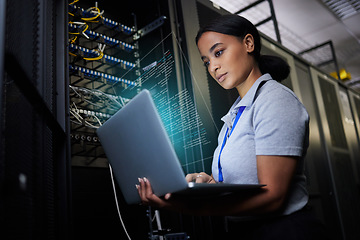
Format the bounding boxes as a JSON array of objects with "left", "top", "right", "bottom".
[{"left": 236, "top": 67, "right": 262, "bottom": 98}]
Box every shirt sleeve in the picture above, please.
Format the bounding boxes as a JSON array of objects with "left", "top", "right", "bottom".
[{"left": 253, "top": 87, "right": 309, "bottom": 156}]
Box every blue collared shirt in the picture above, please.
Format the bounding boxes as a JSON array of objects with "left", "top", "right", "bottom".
[{"left": 212, "top": 74, "right": 309, "bottom": 215}]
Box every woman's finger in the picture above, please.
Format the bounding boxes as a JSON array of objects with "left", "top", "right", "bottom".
[
  {"left": 164, "top": 193, "right": 172, "bottom": 200},
  {"left": 139, "top": 177, "right": 151, "bottom": 204},
  {"left": 195, "top": 174, "right": 207, "bottom": 183},
  {"left": 185, "top": 173, "right": 199, "bottom": 182},
  {"left": 143, "top": 177, "right": 154, "bottom": 199}
]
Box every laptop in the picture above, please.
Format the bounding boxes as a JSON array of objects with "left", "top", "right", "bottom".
[{"left": 96, "top": 89, "right": 265, "bottom": 204}]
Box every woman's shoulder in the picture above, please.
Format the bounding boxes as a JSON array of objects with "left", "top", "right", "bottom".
[
  {"left": 257, "top": 80, "right": 301, "bottom": 103},
  {"left": 253, "top": 80, "right": 308, "bottom": 120}
]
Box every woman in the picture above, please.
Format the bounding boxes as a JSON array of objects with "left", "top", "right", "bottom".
[{"left": 137, "top": 14, "right": 329, "bottom": 239}]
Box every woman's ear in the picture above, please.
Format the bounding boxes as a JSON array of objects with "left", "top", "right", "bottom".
[{"left": 244, "top": 34, "right": 255, "bottom": 53}]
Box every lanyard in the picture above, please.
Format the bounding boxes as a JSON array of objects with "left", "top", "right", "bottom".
[{"left": 218, "top": 106, "right": 246, "bottom": 182}]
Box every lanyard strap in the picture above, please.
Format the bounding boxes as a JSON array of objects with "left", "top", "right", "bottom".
[{"left": 218, "top": 106, "right": 246, "bottom": 182}]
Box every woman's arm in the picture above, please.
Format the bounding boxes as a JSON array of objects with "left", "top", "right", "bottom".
[
  {"left": 137, "top": 155, "right": 297, "bottom": 216},
  {"left": 195, "top": 155, "right": 298, "bottom": 216}
]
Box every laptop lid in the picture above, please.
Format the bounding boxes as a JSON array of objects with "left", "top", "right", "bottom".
[{"left": 96, "top": 90, "right": 189, "bottom": 204}]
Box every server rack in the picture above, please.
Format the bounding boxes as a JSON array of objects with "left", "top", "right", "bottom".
[
  {"left": 68, "top": 1, "right": 139, "bottom": 168},
  {"left": 0, "top": 0, "right": 5, "bottom": 159},
  {"left": 68, "top": 0, "right": 199, "bottom": 239},
  {"left": 349, "top": 91, "right": 360, "bottom": 158},
  {"left": 1, "top": 0, "right": 70, "bottom": 239},
  {"left": 311, "top": 69, "right": 360, "bottom": 240},
  {"left": 67, "top": 0, "right": 228, "bottom": 238}
]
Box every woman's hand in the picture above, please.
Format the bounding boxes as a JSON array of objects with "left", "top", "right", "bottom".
[
  {"left": 136, "top": 177, "right": 173, "bottom": 209},
  {"left": 185, "top": 172, "right": 216, "bottom": 183},
  {"left": 135, "top": 172, "right": 215, "bottom": 210}
]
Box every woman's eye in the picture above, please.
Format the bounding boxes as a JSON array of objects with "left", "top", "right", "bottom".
[
  {"left": 204, "top": 61, "right": 210, "bottom": 67},
  {"left": 215, "top": 50, "right": 223, "bottom": 57}
]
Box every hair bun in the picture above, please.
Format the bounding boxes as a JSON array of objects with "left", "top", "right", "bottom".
[{"left": 259, "top": 55, "right": 290, "bottom": 82}]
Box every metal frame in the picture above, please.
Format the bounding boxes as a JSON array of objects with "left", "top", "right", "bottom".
[
  {"left": 347, "top": 90, "right": 360, "bottom": 184},
  {"left": 0, "top": 0, "right": 6, "bottom": 212},
  {"left": 298, "top": 40, "right": 341, "bottom": 80},
  {"left": 348, "top": 91, "right": 360, "bottom": 146},
  {"left": 55, "top": 0, "right": 72, "bottom": 238},
  {"left": 235, "top": 0, "right": 282, "bottom": 44}
]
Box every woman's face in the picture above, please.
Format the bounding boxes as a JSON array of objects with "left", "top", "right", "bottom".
[{"left": 197, "top": 31, "right": 257, "bottom": 92}]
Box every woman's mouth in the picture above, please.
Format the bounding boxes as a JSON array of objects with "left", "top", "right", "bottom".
[{"left": 217, "top": 73, "right": 227, "bottom": 83}]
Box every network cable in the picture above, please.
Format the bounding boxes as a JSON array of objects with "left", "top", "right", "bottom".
[{"left": 109, "top": 164, "right": 132, "bottom": 240}]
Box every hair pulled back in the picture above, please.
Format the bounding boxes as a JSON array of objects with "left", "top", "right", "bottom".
[{"left": 196, "top": 14, "right": 290, "bottom": 81}]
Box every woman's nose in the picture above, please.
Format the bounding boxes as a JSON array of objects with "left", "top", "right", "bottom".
[{"left": 209, "top": 61, "right": 220, "bottom": 73}]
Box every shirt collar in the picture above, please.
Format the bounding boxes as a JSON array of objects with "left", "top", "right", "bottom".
[
  {"left": 221, "top": 74, "right": 272, "bottom": 127},
  {"left": 234, "top": 73, "right": 272, "bottom": 109}
]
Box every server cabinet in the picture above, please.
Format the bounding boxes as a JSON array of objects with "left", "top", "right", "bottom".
[
  {"left": 68, "top": 0, "right": 240, "bottom": 239},
  {"left": 68, "top": 0, "right": 215, "bottom": 173},
  {"left": 311, "top": 69, "right": 360, "bottom": 240},
  {"left": 294, "top": 61, "right": 343, "bottom": 239},
  {"left": 349, "top": 91, "right": 360, "bottom": 142},
  {"left": 348, "top": 91, "right": 360, "bottom": 182},
  {"left": 1, "top": 0, "right": 70, "bottom": 239},
  {"left": 339, "top": 88, "right": 360, "bottom": 184},
  {"left": 68, "top": 0, "right": 216, "bottom": 239},
  {"left": 0, "top": 0, "right": 4, "bottom": 157},
  {"left": 68, "top": 0, "right": 166, "bottom": 238}
]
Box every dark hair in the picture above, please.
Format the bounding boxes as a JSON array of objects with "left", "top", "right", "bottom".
[{"left": 195, "top": 14, "right": 290, "bottom": 81}]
